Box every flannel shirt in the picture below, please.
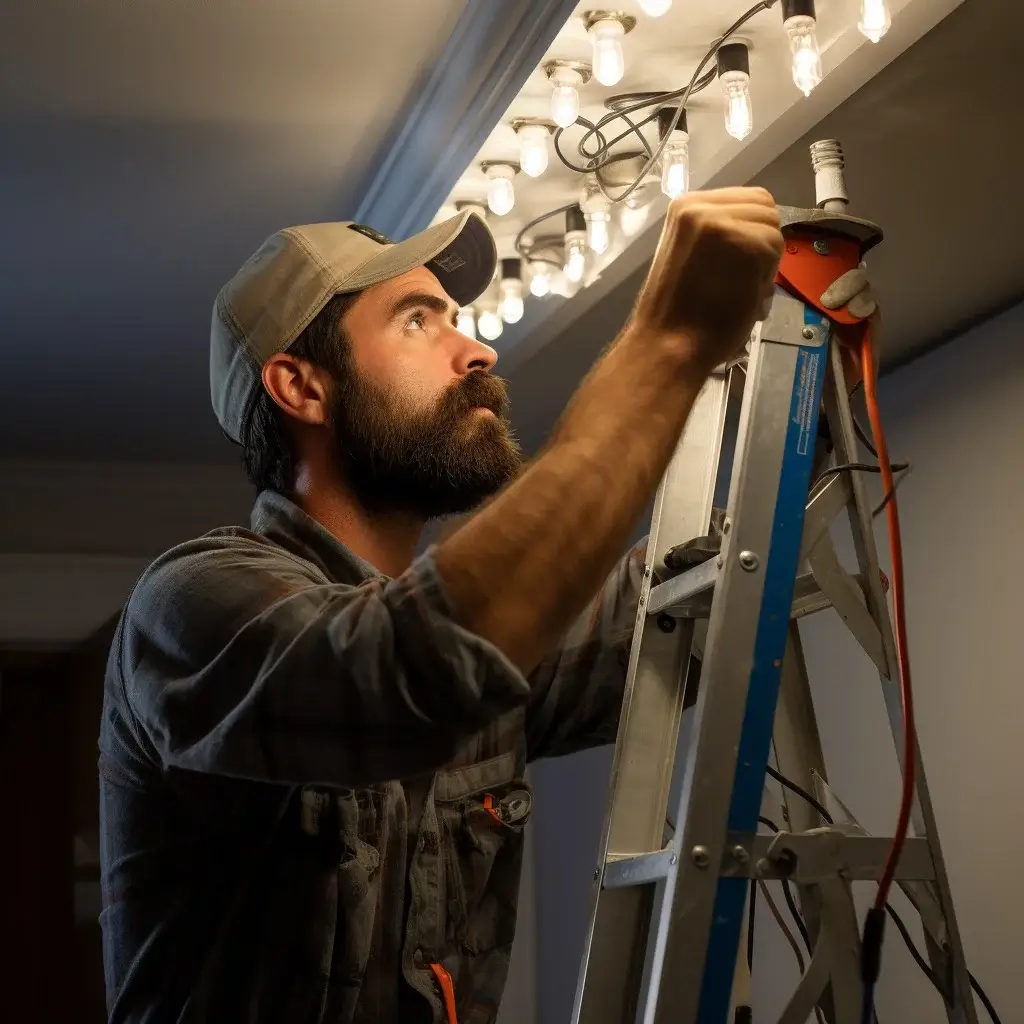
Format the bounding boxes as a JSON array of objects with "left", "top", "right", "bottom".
[{"left": 98, "top": 489, "right": 646, "bottom": 1024}]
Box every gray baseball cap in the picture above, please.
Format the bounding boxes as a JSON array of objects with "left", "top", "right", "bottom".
[{"left": 210, "top": 210, "right": 496, "bottom": 445}]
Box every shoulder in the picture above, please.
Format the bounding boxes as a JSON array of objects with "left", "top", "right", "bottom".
[{"left": 124, "top": 526, "right": 332, "bottom": 643}]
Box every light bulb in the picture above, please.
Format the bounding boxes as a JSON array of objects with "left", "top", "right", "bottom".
[
  {"left": 620, "top": 200, "right": 650, "bottom": 237},
  {"left": 661, "top": 134, "right": 689, "bottom": 199},
  {"left": 499, "top": 280, "right": 524, "bottom": 324},
  {"left": 638, "top": 0, "right": 672, "bottom": 15},
  {"left": 564, "top": 233, "right": 587, "bottom": 283},
  {"left": 517, "top": 123, "right": 549, "bottom": 178},
  {"left": 529, "top": 261, "right": 553, "bottom": 297},
  {"left": 549, "top": 66, "right": 583, "bottom": 129},
  {"left": 859, "top": 0, "right": 891, "bottom": 42},
  {"left": 585, "top": 210, "right": 611, "bottom": 255},
  {"left": 485, "top": 165, "right": 516, "bottom": 216},
  {"left": 785, "top": 15, "right": 822, "bottom": 96},
  {"left": 720, "top": 70, "right": 753, "bottom": 141},
  {"left": 589, "top": 19, "right": 626, "bottom": 87},
  {"left": 477, "top": 308, "right": 503, "bottom": 341},
  {"left": 456, "top": 307, "right": 476, "bottom": 338}
]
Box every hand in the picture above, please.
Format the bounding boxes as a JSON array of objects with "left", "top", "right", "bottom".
[
  {"left": 820, "top": 262, "right": 877, "bottom": 320},
  {"left": 632, "top": 187, "right": 784, "bottom": 373}
]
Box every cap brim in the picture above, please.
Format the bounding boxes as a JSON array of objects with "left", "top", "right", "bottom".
[{"left": 342, "top": 211, "right": 496, "bottom": 307}]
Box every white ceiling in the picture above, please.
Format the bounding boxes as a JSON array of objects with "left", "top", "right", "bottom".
[{"left": 0, "top": 0, "right": 467, "bottom": 461}]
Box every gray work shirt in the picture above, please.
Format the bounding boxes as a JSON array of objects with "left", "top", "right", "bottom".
[{"left": 98, "top": 490, "right": 645, "bottom": 1023}]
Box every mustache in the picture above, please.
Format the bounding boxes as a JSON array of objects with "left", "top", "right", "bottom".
[{"left": 440, "top": 370, "right": 511, "bottom": 420}]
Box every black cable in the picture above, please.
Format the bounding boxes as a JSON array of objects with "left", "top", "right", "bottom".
[
  {"left": 514, "top": 202, "right": 579, "bottom": 260},
  {"left": 548, "top": 1, "right": 780, "bottom": 204},
  {"left": 770, "top": 767, "right": 1004, "bottom": 1024}
]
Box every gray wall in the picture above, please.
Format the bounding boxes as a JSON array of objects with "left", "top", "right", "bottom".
[{"left": 529, "top": 302, "right": 1023, "bottom": 1022}]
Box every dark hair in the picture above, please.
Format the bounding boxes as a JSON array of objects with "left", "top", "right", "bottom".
[{"left": 241, "top": 292, "right": 359, "bottom": 495}]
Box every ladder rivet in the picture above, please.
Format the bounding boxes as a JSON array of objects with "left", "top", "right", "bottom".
[
  {"left": 802, "top": 327, "right": 815, "bottom": 340},
  {"left": 657, "top": 613, "right": 677, "bottom": 633},
  {"left": 738, "top": 550, "right": 759, "bottom": 571},
  {"left": 691, "top": 845, "right": 710, "bottom": 868},
  {"left": 732, "top": 845, "right": 749, "bottom": 864},
  {"left": 813, "top": 239, "right": 830, "bottom": 255},
  {"left": 669, "top": 854, "right": 677, "bottom": 865}
]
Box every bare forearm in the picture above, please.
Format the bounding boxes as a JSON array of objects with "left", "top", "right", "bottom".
[{"left": 436, "top": 327, "right": 708, "bottom": 674}]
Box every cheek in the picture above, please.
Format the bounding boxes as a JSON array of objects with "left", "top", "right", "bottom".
[{"left": 388, "top": 350, "right": 455, "bottom": 414}]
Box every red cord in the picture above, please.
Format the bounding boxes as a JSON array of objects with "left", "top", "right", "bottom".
[{"left": 859, "top": 328, "right": 916, "bottom": 910}]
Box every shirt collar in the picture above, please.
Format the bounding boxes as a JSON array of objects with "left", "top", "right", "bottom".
[{"left": 249, "top": 490, "right": 383, "bottom": 585}]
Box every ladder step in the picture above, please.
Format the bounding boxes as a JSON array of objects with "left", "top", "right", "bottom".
[{"left": 602, "top": 849, "right": 677, "bottom": 889}]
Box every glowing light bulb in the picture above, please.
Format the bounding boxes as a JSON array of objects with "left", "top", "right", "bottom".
[
  {"left": 859, "top": 0, "right": 891, "bottom": 42},
  {"left": 456, "top": 307, "right": 476, "bottom": 338},
  {"left": 498, "top": 260, "right": 524, "bottom": 324},
  {"left": 529, "top": 261, "right": 553, "bottom": 297},
  {"left": 564, "top": 233, "right": 587, "bottom": 283},
  {"left": 619, "top": 199, "right": 650, "bottom": 237},
  {"left": 661, "top": 134, "right": 689, "bottom": 199},
  {"left": 720, "top": 71, "right": 753, "bottom": 141},
  {"left": 584, "top": 209, "right": 611, "bottom": 255},
  {"left": 517, "top": 123, "right": 550, "bottom": 178},
  {"left": 485, "top": 164, "right": 516, "bottom": 216},
  {"left": 638, "top": 0, "right": 672, "bottom": 15},
  {"left": 784, "top": 15, "right": 822, "bottom": 96},
  {"left": 589, "top": 19, "right": 626, "bottom": 87},
  {"left": 477, "top": 308, "right": 503, "bottom": 341},
  {"left": 549, "top": 66, "right": 583, "bottom": 129}
]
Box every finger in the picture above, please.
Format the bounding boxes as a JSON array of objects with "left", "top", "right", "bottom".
[
  {"left": 821, "top": 266, "right": 869, "bottom": 309},
  {"left": 697, "top": 186, "right": 777, "bottom": 207},
  {"left": 722, "top": 203, "right": 782, "bottom": 228},
  {"left": 847, "top": 288, "right": 877, "bottom": 320}
]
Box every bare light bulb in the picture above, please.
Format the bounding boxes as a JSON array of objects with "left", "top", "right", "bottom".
[
  {"left": 620, "top": 199, "right": 650, "bottom": 237},
  {"left": 720, "top": 70, "right": 753, "bottom": 141},
  {"left": 477, "top": 308, "right": 503, "bottom": 341},
  {"left": 661, "top": 133, "right": 690, "bottom": 199},
  {"left": 549, "top": 66, "right": 583, "bottom": 129},
  {"left": 584, "top": 209, "right": 611, "bottom": 255},
  {"left": 485, "top": 165, "right": 516, "bottom": 216},
  {"left": 456, "top": 307, "right": 476, "bottom": 338},
  {"left": 859, "top": 0, "right": 891, "bottom": 42},
  {"left": 564, "top": 232, "right": 587, "bottom": 283},
  {"left": 517, "top": 124, "right": 549, "bottom": 178},
  {"left": 589, "top": 19, "right": 626, "bottom": 87},
  {"left": 499, "top": 281, "right": 524, "bottom": 324},
  {"left": 529, "top": 261, "right": 553, "bottom": 297},
  {"left": 785, "top": 15, "right": 822, "bottom": 96},
  {"left": 638, "top": 0, "right": 672, "bottom": 15}
]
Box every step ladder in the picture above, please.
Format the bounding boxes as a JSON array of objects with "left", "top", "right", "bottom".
[{"left": 570, "top": 140, "right": 979, "bottom": 1024}]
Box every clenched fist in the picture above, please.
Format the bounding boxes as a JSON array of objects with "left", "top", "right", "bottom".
[{"left": 632, "top": 187, "right": 784, "bottom": 374}]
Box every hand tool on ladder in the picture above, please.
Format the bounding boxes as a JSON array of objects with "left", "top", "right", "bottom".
[{"left": 570, "top": 139, "right": 979, "bottom": 1024}]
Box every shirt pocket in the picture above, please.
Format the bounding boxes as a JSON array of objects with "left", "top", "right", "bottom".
[{"left": 434, "top": 753, "right": 533, "bottom": 956}]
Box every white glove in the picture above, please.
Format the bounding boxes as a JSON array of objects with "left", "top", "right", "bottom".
[{"left": 820, "top": 262, "right": 877, "bottom": 320}]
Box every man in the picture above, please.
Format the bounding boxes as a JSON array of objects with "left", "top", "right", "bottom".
[{"left": 98, "top": 189, "right": 839, "bottom": 1024}]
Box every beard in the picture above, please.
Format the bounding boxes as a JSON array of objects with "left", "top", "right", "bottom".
[{"left": 327, "top": 353, "right": 522, "bottom": 519}]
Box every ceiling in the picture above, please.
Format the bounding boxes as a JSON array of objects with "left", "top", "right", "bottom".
[
  {"left": 504, "top": 0, "right": 1024, "bottom": 455},
  {"left": 2, "top": 0, "right": 1015, "bottom": 467},
  {"left": 0, "top": 0, "right": 468, "bottom": 462}
]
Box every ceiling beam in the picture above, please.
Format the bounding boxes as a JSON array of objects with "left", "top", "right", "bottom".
[{"left": 350, "top": 0, "right": 580, "bottom": 238}]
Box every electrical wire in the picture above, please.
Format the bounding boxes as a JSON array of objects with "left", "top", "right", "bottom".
[
  {"left": 757, "top": 879, "right": 806, "bottom": 973},
  {"left": 769, "top": 765, "right": 1004, "bottom": 1024},
  {"left": 550, "top": 1, "right": 780, "bottom": 206},
  {"left": 860, "top": 328, "right": 915, "bottom": 913}
]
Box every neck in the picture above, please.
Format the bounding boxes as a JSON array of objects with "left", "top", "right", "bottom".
[{"left": 292, "top": 460, "right": 425, "bottom": 579}]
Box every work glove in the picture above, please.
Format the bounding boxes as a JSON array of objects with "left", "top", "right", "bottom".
[{"left": 820, "top": 262, "right": 877, "bottom": 320}]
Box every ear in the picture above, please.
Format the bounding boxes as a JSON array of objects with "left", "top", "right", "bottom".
[{"left": 261, "top": 353, "right": 331, "bottom": 427}]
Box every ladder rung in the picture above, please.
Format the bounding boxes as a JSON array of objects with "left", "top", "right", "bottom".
[
  {"left": 602, "top": 849, "right": 677, "bottom": 889},
  {"left": 647, "top": 558, "right": 717, "bottom": 615}
]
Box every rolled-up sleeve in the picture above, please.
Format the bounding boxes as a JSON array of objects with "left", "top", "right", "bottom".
[
  {"left": 524, "top": 538, "right": 648, "bottom": 761},
  {"left": 119, "top": 536, "right": 530, "bottom": 787}
]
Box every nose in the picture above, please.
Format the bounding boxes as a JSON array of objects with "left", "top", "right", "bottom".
[{"left": 452, "top": 329, "right": 498, "bottom": 375}]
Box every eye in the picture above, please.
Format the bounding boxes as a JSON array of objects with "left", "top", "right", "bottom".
[{"left": 406, "top": 311, "right": 427, "bottom": 331}]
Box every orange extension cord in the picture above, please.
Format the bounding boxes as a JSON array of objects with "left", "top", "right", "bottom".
[{"left": 859, "top": 327, "right": 916, "bottom": 912}]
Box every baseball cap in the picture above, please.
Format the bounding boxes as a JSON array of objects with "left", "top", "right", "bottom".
[{"left": 210, "top": 210, "right": 496, "bottom": 445}]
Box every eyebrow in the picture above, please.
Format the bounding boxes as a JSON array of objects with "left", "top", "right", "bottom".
[{"left": 387, "top": 291, "right": 459, "bottom": 326}]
